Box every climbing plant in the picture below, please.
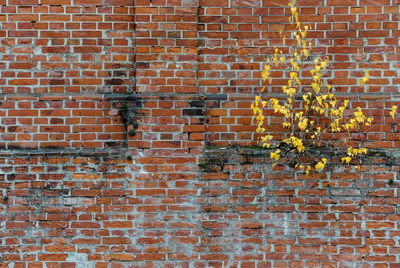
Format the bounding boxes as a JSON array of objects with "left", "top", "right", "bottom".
[{"left": 251, "top": 1, "right": 397, "bottom": 174}]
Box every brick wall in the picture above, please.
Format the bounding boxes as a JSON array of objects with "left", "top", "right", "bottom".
[{"left": 0, "top": 0, "right": 399, "bottom": 266}]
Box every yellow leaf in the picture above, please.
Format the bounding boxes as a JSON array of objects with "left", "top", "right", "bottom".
[
  {"left": 304, "top": 49, "right": 309, "bottom": 59},
  {"left": 261, "top": 135, "right": 273, "bottom": 148},
  {"left": 283, "top": 122, "right": 291, "bottom": 128},
  {"left": 298, "top": 118, "right": 308, "bottom": 130},
  {"left": 306, "top": 165, "right": 311, "bottom": 176},
  {"left": 315, "top": 160, "right": 325, "bottom": 172},
  {"left": 347, "top": 146, "right": 353, "bottom": 156},
  {"left": 390, "top": 105, "right": 397, "bottom": 119},
  {"left": 341, "top": 157, "right": 351, "bottom": 164},
  {"left": 287, "top": 87, "right": 296, "bottom": 97},
  {"left": 261, "top": 70, "right": 269, "bottom": 82},
  {"left": 358, "top": 148, "right": 367, "bottom": 155},
  {"left": 270, "top": 149, "right": 281, "bottom": 161}
]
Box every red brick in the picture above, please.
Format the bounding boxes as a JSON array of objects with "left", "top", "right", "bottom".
[
  {"left": 103, "top": 237, "right": 131, "bottom": 244},
  {"left": 72, "top": 31, "right": 102, "bottom": 38},
  {"left": 42, "top": 0, "right": 71, "bottom": 4},
  {"left": 73, "top": 0, "right": 102, "bottom": 4},
  {"left": 40, "top": 15, "right": 70, "bottom": 21},
  {"left": 9, "top": 0, "right": 38, "bottom": 4},
  {"left": 42, "top": 47, "right": 71, "bottom": 53},
  {"left": 104, "top": 254, "right": 135, "bottom": 261},
  {"left": 38, "top": 254, "right": 68, "bottom": 261},
  {"left": 45, "top": 245, "right": 75, "bottom": 252},
  {"left": 9, "top": 14, "right": 38, "bottom": 21}
]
